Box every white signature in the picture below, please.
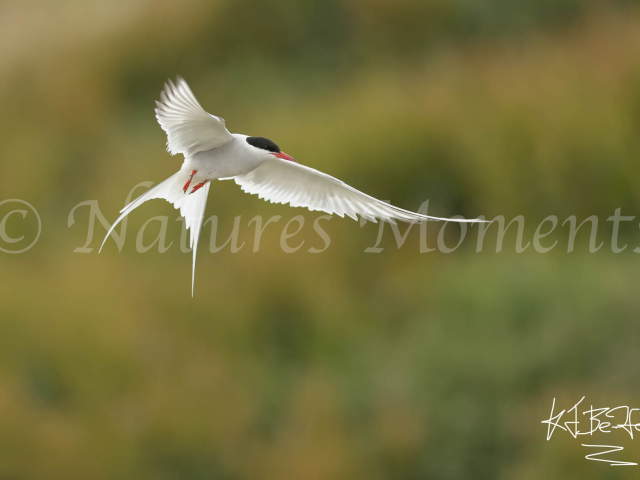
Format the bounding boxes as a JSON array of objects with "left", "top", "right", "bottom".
[{"left": 542, "top": 397, "right": 640, "bottom": 466}]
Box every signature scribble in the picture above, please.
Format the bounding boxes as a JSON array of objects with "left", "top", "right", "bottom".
[{"left": 543, "top": 397, "right": 640, "bottom": 466}]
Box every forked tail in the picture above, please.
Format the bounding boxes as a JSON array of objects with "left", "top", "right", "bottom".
[{"left": 100, "top": 173, "right": 211, "bottom": 297}]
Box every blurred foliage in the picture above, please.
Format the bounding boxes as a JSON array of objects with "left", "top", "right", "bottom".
[{"left": 2, "top": 0, "right": 640, "bottom": 479}]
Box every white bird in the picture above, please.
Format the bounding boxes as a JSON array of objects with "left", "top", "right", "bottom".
[{"left": 101, "top": 77, "right": 485, "bottom": 295}]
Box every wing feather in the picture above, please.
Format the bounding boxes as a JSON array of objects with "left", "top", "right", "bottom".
[
  {"left": 232, "top": 159, "right": 486, "bottom": 224},
  {"left": 155, "top": 77, "right": 234, "bottom": 156}
]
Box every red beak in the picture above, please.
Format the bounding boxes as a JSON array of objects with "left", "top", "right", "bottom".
[{"left": 273, "top": 152, "right": 296, "bottom": 162}]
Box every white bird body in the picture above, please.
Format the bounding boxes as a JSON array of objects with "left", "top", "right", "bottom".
[
  {"left": 187, "top": 134, "right": 267, "bottom": 180},
  {"left": 101, "top": 77, "right": 486, "bottom": 295}
]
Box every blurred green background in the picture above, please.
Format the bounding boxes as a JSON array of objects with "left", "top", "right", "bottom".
[{"left": 2, "top": 0, "right": 640, "bottom": 478}]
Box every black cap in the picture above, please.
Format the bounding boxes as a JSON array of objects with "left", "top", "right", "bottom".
[{"left": 246, "top": 136, "right": 281, "bottom": 153}]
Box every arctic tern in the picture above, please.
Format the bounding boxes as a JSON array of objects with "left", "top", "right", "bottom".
[{"left": 101, "top": 77, "right": 484, "bottom": 295}]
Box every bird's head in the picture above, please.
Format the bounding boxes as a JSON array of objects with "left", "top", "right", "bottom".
[{"left": 245, "top": 136, "right": 296, "bottom": 162}]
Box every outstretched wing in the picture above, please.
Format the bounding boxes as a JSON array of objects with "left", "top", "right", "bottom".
[
  {"left": 155, "top": 77, "right": 234, "bottom": 156},
  {"left": 231, "top": 158, "right": 486, "bottom": 223}
]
